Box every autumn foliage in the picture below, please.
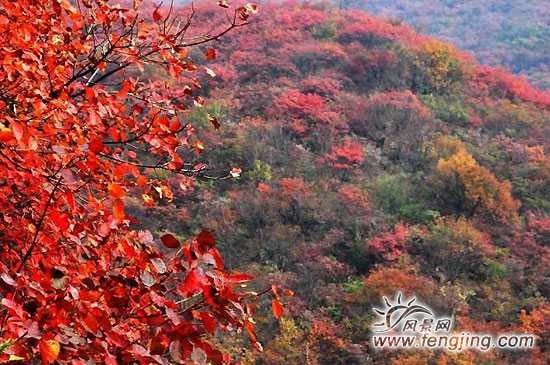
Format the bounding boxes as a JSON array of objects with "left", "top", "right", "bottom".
[
  {"left": 0, "top": 0, "right": 283, "bottom": 363},
  {"left": 1, "top": 0, "right": 549, "bottom": 364},
  {"left": 357, "top": 0, "right": 550, "bottom": 89},
  {"left": 163, "top": 2, "right": 548, "bottom": 364}
]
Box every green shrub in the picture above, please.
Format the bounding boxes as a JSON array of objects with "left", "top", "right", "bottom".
[
  {"left": 187, "top": 100, "right": 226, "bottom": 128},
  {"left": 372, "top": 174, "right": 439, "bottom": 223},
  {"left": 420, "top": 94, "right": 470, "bottom": 126},
  {"left": 312, "top": 21, "right": 338, "bottom": 40},
  {"left": 342, "top": 279, "right": 364, "bottom": 294},
  {"left": 485, "top": 259, "right": 508, "bottom": 280},
  {"left": 245, "top": 159, "right": 273, "bottom": 182}
]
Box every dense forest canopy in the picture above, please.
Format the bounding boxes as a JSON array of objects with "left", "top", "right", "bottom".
[
  {"left": 0, "top": 0, "right": 549, "bottom": 363},
  {"left": 135, "top": 1, "right": 549, "bottom": 363},
  {"left": 342, "top": 0, "right": 550, "bottom": 89}
]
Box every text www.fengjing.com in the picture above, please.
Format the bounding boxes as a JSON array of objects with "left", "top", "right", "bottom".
[{"left": 372, "top": 333, "right": 536, "bottom": 351}]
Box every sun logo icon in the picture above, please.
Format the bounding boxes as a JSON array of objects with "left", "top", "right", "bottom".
[{"left": 372, "top": 293, "right": 433, "bottom": 333}]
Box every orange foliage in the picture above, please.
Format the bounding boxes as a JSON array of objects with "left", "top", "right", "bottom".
[
  {"left": 519, "top": 303, "right": 550, "bottom": 337},
  {"left": 337, "top": 185, "right": 369, "bottom": 211},
  {"left": 434, "top": 137, "right": 520, "bottom": 223},
  {"left": 416, "top": 40, "right": 470, "bottom": 93},
  {"left": 364, "top": 267, "right": 438, "bottom": 300},
  {"left": 280, "top": 177, "right": 308, "bottom": 196}
]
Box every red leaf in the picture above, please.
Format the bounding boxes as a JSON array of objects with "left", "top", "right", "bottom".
[
  {"left": 272, "top": 299, "right": 283, "bottom": 319},
  {"left": 64, "top": 191, "right": 76, "bottom": 211},
  {"left": 224, "top": 272, "right": 253, "bottom": 283},
  {"left": 283, "top": 288, "right": 295, "bottom": 296},
  {"left": 1, "top": 298, "right": 24, "bottom": 318},
  {"left": 170, "top": 322, "right": 197, "bottom": 339},
  {"left": 169, "top": 119, "right": 182, "bottom": 132},
  {"left": 178, "top": 269, "right": 204, "bottom": 296},
  {"left": 196, "top": 230, "right": 215, "bottom": 249},
  {"left": 108, "top": 183, "right": 125, "bottom": 199},
  {"left": 150, "top": 332, "right": 170, "bottom": 355},
  {"left": 152, "top": 7, "right": 162, "bottom": 22},
  {"left": 271, "top": 284, "right": 280, "bottom": 298},
  {"left": 208, "top": 247, "right": 224, "bottom": 269},
  {"left": 0, "top": 127, "right": 13, "bottom": 142},
  {"left": 197, "top": 311, "right": 217, "bottom": 333},
  {"left": 105, "top": 330, "right": 129, "bottom": 348},
  {"left": 136, "top": 175, "right": 148, "bottom": 187},
  {"left": 83, "top": 311, "right": 99, "bottom": 333},
  {"left": 204, "top": 48, "right": 216, "bottom": 61},
  {"left": 245, "top": 321, "right": 259, "bottom": 346},
  {"left": 160, "top": 233, "right": 180, "bottom": 249},
  {"left": 116, "top": 80, "right": 133, "bottom": 99},
  {"left": 85, "top": 87, "right": 96, "bottom": 102},
  {"left": 89, "top": 109, "right": 100, "bottom": 125},
  {"left": 113, "top": 199, "right": 125, "bottom": 221},
  {"left": 11, "top": 121, "right": 24, "bottom": 142},
  {"left": 88, "top": 137, "right": 104, "bottom": 154},
  {"left": 195, "top": 340, "right": 225, "bottom": 365},
  {"left": 50, "top": 210, "right": 70, "bottom": 231},
  {"left": 39, "top": 338, "right": 60, "bottom": 364}
]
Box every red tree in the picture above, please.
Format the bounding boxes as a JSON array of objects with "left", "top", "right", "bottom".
[
  {"left": 366, "top": 223, "right": 408, "bottom": 261},
  {"left": 325, "top": 139, "right": 365, "bottom": 170},
  {"left": 0, "top": 0, "right": 282, "bottom": 363}
]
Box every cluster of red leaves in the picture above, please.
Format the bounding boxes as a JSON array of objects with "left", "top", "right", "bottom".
[
  {"left": 366, "top": 223, "right": 408, "bottom": 261},
  {"left": 0, "top": 0, "right": 283, "bottom": 363},
  {"left": 167, "top": 4, "right": 550, "bottom": 363},
  {"left": 337, "top": 185, "right": 369, "bottom": 212},
  {"left": 529, "top": 216, "right": 550, "bottom": 235},
  {"left": 279, "top": 177, "right": 308, "bottom": 197},
  {"left": 301, "top": 75, "right": 343, "bottom": 97},
  {"left": 474, "top": 65, "right": 550, "bottom": 107},
  {"left": 325, "top": 139, "right": 365, "bottom": 170},
  {"left": 339, "top": 11, "right": 429, "bottom": 48},
  {"left": 272, "top": 89, "right": 343, "bottom": 135},
  {"left": 274, "top": 89, "right": 327, "bottom": 118},
  {"left": 274, "top": 6, "right": 326, "bottom": 29}
]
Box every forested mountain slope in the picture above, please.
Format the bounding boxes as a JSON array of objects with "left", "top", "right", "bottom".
[
  {"left": 3, "top": 0, "right": 548, "bottom": 363},
  {"left": 341, "top": 0, "right": 550, "bottom": 89},
  {"left": 132, "top": 2, "right": 550, "bottom": 363}
]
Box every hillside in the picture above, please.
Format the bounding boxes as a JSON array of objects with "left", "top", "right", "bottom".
[
  {"left": 131, "top": 2, "right": 550, "bottom": 364},
  {"left": 1, "top": 0, "right": 548, "bottom": 363},
  {"left": 341, "top": 0, "right": 550, "bottom": 89}
]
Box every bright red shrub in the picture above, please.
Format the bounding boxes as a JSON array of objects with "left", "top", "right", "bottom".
[
  {"left": 325, "top": 139, "right": 365, "bottom": 169},
  {"left": 367, "top": 223, "right": 408, "bottom": 261},
  {"left": 279, "top": 177, "right": 309, "bottom": 197},
  {"left": 274, "top": 89, "right": 327, "bottom": 117},
  {"left": 474, "top": 65, "right": 550, "bottom": 107}
]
